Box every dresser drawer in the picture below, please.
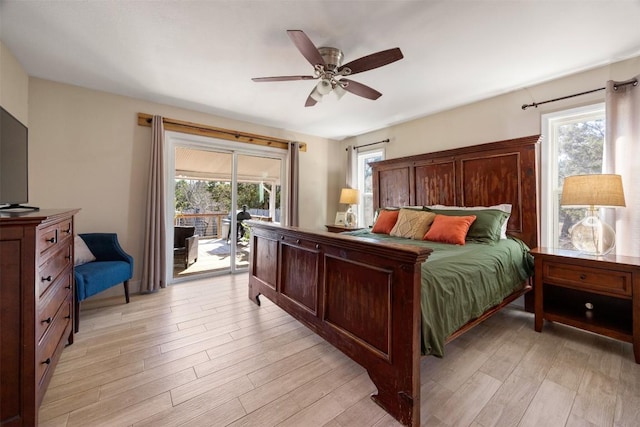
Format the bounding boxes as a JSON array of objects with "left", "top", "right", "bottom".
[
  {"left": 38, "top": 244, "right": 72, "bottom": 298},
  {"left": 36, "top": 297, "right": 72, "bottom": 387},
  {"left": 36, "top": 272, "right": 72, "bottom": 343},
  {"left": 38, "top": 218, "right": 73, "bottom": 259},
  {"left": 543, "top": 261, "right": 632, "bottom": 297},
  {"left": 39, "top": 223, "right": 59, "bottom": 255},
  {"left": 57, "top": 218, "right": 73, "bottom": 242}
]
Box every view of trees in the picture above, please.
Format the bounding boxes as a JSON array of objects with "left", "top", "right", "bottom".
[
  {"left": 175, "top": 179, "right": 280, "bottom": 214},
  {"left": 557, "top": 118, "right": 605, "bottom": 246}
]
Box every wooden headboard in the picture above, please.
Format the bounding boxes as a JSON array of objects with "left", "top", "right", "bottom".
[{"left": 372, "top": 135, "right": 540, "bottom": 249}]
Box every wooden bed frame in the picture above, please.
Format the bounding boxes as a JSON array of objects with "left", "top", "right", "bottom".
[{"left": 247, "top": 135, "right": 540, "bottom": 426}]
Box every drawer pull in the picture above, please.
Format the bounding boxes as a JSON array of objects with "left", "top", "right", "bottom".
[
  {"left": 65, "top": 314, "right": 72, "bottom": 320},
  {"left": 42, "top": 317, "right": 52, "bottom": 324},
  {"left": 65, "top": 255, "right": 71, "bottom": 260},
  {"left": 315, "top": 244, "right": 320, "bottom": 249},
  {"left": 41, "top": 275, "right": 52, "bottom": 282},
  {"left": 42, "top": 358, "right": 51, "bottom": 365},
  {"left": 46, "top": 237, "right": 56, "bottom": 243},
  {"left": 63, "top": 227, "right": 72, "bottom": 234},
  {"left": 296, "top": 239, "right": 301, "bottom": 244},
  {"left": 580, "top": 274, "right": 587, "bottom": 280},
  {"left": 65, "top": 284, "right": 72, "bottom": 289}
]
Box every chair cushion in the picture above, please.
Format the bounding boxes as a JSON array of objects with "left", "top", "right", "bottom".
[{"left": 74, "top": 260, "right": 132, "bottom": 301}]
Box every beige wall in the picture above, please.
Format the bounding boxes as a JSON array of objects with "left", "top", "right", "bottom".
[
  {"left": 341, "top": 55, "right": 640, "bottom": 171},
  {"left": 0, "top": 40, "right": 29, "bottom": 124},
  {"left": 28, "top": 78, "right": 334, "bottom": 294}
]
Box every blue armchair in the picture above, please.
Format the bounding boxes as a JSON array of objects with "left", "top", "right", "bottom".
[{"left": 74, "top": 233, "right": 133, "bottom": 332}]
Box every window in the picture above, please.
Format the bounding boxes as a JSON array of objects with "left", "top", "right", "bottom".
[
  {"left": 541, "top": 104, "right": 605, "bottom": 249},
  {"left": 356, "top": 148, "right": 384, "bottom": 227}
]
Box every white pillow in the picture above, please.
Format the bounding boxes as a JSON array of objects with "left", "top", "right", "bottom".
[
  {"left": 74, "top": 236, "right": 96, "bottom": 266},
  {"left": 426, "top": 204, "right": 512, "bottom": 239}
]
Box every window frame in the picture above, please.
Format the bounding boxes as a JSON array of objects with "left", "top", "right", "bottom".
[
  {"left": 540, "top": 102, "right": 605, "bottom": 248},
  {"left": 355, "top": 147, "right": 385, "bottom": 227}
]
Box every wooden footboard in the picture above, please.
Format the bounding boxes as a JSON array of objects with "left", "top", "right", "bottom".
[{"left": 248, "top": 222, "right": 431, "bottom": 426}]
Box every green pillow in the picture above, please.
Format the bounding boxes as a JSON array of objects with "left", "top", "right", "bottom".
[{"left": 424, "top": 208, "right": 509, "bottom": 243}]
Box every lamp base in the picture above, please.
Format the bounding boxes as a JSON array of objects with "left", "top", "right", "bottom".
[
  {"left": 344, "top": 207, "right": 356, "bottom": 227},
  {"left": 570, "top": 215, "right": 616, "bottom": 256}
]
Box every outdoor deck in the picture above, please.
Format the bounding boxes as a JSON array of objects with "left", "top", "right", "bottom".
[{"left": 173, "top": 237, "right": 250, "bottom": 278}]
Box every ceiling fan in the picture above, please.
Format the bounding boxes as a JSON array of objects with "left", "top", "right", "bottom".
[{"left": 252, "top": 30, "right": 404, "bottom": 107}]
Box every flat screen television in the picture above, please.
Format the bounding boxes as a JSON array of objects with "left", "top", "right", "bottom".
[{"left": 0, "top": 105, "right": 37, "bottom": 210}]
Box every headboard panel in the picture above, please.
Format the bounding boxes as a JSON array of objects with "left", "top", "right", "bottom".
[{"left": 372, "top": 135, "right": 540, "bottom": 248}]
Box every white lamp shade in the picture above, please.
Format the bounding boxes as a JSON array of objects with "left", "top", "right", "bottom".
[
  {"left": 316, "top": 79, "right": 333, "bottom": 95},
  {"left": 310, "top": 87, "right": 323, "bottom": 102}
]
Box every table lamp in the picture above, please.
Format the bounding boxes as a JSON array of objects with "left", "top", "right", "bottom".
[
  {"left": 560, "top": 174, "right": 625, "bottom": 255},
  {"left": 339, "top": 188, "right": 360, "bottom": 227}
]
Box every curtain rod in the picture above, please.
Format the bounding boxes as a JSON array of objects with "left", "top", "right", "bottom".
[
  {"left": 137, "top": 113, "right": 307, "bottom": 152},
  {"left": 521, "top": 78, "right": 638, "bottom": 110},
  {"left": 346, "top": 138, "right": 390, "bottom": 151}
]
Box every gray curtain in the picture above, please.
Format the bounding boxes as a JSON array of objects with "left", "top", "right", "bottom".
[
  {"left": 345, "top": 145, "right": 354, "bottom": 188},
  {"left": 141, "top": 115, "right": 167, "bottom": 293},
  {"left": 287, "top": 141, "right": 300, "bottom": 226},
  {"left": 603, "top": 76, "right": 640, "bottom": 256}
]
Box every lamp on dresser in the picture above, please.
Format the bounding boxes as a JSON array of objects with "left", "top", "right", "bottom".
[
  {"left": 561, "top": 173, "right": 626, "bottom": 255},
  {"left": 339, "top": 187, "right": 359, "bottom": 227}
]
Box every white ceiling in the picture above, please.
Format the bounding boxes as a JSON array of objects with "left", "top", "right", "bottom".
[{"left": 2, "top": 1, "right": 640, "bottom": 140}]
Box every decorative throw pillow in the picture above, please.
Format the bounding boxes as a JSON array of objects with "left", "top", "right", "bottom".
[
  {"left": 424, "top": 208, "right": 508, "bottom": 243},
  {"left": 371, "top": 209, "right": 400, "bottom": 234},
  {"left": 389, "top": 209, "right": 436, "bottom": 240},
  {"left": 423, "top": 214, "right": 477, "bottom": 245},
  {"left": 74, "top": 235, "right": 96, "bottom": 266},
  {"left": 426, "top": 204, "right": 512, "bottom": 239}
]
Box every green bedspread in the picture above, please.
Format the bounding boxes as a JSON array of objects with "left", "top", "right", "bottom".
[{"left": 345, "top": 230, "right": 534, "bottom": 357}]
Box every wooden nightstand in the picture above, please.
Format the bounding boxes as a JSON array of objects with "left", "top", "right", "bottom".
[
  {"left": 325, "top": 224, "right": 365, "bottom": 233},
  {"left": 531, "top": 247, "right": 640, "bottom": 363}
]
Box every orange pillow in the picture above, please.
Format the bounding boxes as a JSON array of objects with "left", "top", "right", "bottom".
[
  {"left": 423, "top": 214, "right": 476, "bottom": 245},
  {"left": 371, "top": 210, "right": 399, "bottom": 234}
]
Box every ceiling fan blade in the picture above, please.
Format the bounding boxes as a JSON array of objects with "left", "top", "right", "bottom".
[
  {"left": 305, "top": 92, "right": 318, "bottom": 107},
  {"left": 287, "top": 30, "right": 325, "bottom": 67},
  {"left": 339, "top": 48, "right": 403, "bottom": 76},
  {"left": 252, "top": 75, "right": 316, "bottom": 82},
  {"left": 305, "top": 96, "right": 318, "bottom": 107},
  {"left": 340, "top": 79, "right": 382, "bottom": 100}
]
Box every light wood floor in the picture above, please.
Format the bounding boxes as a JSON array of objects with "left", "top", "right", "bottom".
[{"left": 39, "top": 274, "right": 640, "bottom": 427}]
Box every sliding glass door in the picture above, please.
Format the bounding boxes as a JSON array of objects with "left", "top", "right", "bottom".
[
  {"left": 234, "top": 154, "right": 282, "bottom": 270},
  {"left": 166, "top": 132, "right": 285, "bottom": 282}
]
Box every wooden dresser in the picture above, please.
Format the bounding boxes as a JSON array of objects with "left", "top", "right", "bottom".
[{"left": 1, "top": 208, "right": 79, "bottom": 426}]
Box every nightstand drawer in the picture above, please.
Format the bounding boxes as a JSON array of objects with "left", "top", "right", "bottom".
[{"left": 543, "top": 262, "right": 631, "bottom": 297}]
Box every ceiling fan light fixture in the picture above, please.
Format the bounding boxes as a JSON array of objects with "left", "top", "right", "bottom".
[
  {"left": 310, "top": 87, "right": 324, "bottom": 102},
  {"left": 253, "top": 30, "right": 404, "bottom": 106},
  {"left": 316, "top": 78, "right": 333, "bottom": 95}
]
